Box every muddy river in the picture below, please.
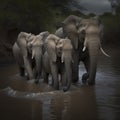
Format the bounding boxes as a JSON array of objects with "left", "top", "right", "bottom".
[{"left": 0, "top": 48, "right": 120, "bottom": 120}]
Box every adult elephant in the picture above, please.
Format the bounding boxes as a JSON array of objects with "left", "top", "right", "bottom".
[
  {"left": 58, "top": 15, "right": 83, "bottom": 83},
  {"left": 58, "top": 15, "right": 110, "bottom": 85},
  {"left": 12, "top": 31, "right": 49, "bottom": 83},
  {"left": 78, "top": 17, "right": 110, "bottom": 85},
  {"left": 43, "top": 34, "right": 73, "bottom": 91}
]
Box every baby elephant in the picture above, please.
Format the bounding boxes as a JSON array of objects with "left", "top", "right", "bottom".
[{"left": 43, "top": 34, "right": 73, "bottom": 91}]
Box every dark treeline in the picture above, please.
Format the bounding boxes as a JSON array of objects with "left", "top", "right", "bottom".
[
  {"left": 0, "top": 0, "right": 120, "bottom": 57},
  {"left": 0, "top": 0, "right": 69, "bottom": 32},
  {"left": 0, "top": 0, "right": 71, "bottom": 57}
]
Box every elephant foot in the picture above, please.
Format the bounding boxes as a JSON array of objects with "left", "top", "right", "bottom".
[
  {"left": 63, "top": 86, "right": 69, "bottom": 92},
  {"left": 82, "top": 73, "right": 89, "bottom": 84},
  {"left": 88, "top": 80, "right": 95, "bottom": 86}
]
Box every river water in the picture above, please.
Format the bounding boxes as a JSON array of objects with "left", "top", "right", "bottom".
[{"left": 0, "top": 48, "right": 120, "bottom": 120}]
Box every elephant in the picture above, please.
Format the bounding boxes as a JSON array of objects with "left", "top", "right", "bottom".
[
  {"left": 77, "top": 16, "right": 110, "bottom": 85},
  {"left": 12, "top": 31, "right": 49, "bottom": 83},
  {"left": 56, "top": 15, "right": 110, "bottom": 85},
  {"left": 57, "top": 15, "right": 83, "bottom": 83},
  {"left": 43, "top": 34, "right": 73, "bottom": 91}
]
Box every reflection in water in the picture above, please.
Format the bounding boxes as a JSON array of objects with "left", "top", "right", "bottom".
[
  {"left": 0, "top": 87, "right": 98, "bottom": 120},
  {"left": 62, "top": 94, "right": 71, "bottom": 120},
  {"left": 0, "top": 48, "right": 120, "bottom": 120},
  {"left": 50, "top": 94, "right": 64, "bottom": 120},
  {"left": 0, "top": 91, "right": 43, "bottom": 120}
]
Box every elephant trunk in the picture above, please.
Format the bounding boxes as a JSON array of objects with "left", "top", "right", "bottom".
[
  {"left": 68, "top": 33, "right": 79, "bottom": 50},
  {"left": 87, "top": 40, "right": 99, "bottom": 85},
  {"left": 32, "top": 47, "right": 42, "bottom": 80},
  {"left": 63, "top": 54, "right": 72, "bottom": 92}
]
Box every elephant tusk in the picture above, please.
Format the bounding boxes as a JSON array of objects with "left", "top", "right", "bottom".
[
  {"left": 32, "top": 55, "right": 34, "bottom": 59},
  {"left": 32, "top": 50, "right": 35, "bottom": 59},
  {"left": 72, "top": 59, "right": 74, "bottom": 63},
  {"left": 82, "top": 46, "right": 86, "bottom": 52},
  {"left": 100, "top": 47, "right": 111, "bottom": 57},
  {"left": 61, "top": 57, "right": 64, "bottom": 63}
]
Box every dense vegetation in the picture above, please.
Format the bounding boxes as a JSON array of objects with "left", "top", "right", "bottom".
[
  {"left": 0, "top": 0, "right": 71, "bottom": 32},
  {"left": 0, "top": 0, "right": 120, "bottom": 57}
]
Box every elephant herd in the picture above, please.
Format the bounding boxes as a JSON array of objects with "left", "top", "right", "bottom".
[{"left": 12, "top": 15, "right": 110, "bottom": 92}]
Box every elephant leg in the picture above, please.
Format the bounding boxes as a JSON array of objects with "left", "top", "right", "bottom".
[
  {"left": 72, "top": 50, "right": 80, "bottom": 83},
  {"left": 32, "top": 67, "right": 40, "bottom": 84},
  {"left": 34, "top": 72, "right": 40, "bottom": 84},
  {"left": 23, "top": 56, "right": 34, "bottom": 80},
  {"left": 50, "top": 62, "right": 59, "bottom": 90},
  {"left": 82, "top": 73, "right": 89, "bottom": 84},
  {"left": 82, "top": 58, "right": 89, "bottom": 84},
  {"left": 43, "top": 71, "right": 49, "bottom": 84},
  {"left": 51, "top": 77, "right": 54, "bottom": 86},
  {"left": 72, "top": 62, "right": 79, "bottom": 83},
  {"left": 62, "top": 71, "right": 71, "bottom": 92},
  {"left": 61, "top": 69, "right": 67, "bottom": 88},
  {"left": 53, "top": 73, "right": 59, "bottom": 90},
  {"left": 19, "top": 66, "right": 25, "bottom": 77}
]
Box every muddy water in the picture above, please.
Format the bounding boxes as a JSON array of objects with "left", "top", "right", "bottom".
[{"left": 0, "top": 48, "right": 120, "bottom": 120}]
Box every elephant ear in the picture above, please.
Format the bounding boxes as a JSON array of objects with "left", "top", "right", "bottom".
[
  {"left": 45, "top": 34, "right": 59, "bottom": 62},
  {"left": 61, "top": 38, "right": 73, "bottom": 63},
  {"left": 62, "top": 23, "right": 79, "bottom": 49},
  {"left": 17, "top": 32, "right": 31, "bottom": 57},
  {"left": 39, "top": 31, "right": 50, "bottom": 41},
  {"left": 62, "top": 15, "right": 80, "bottom": 50},
  {"left": 62, "top": 15, "right": 82, "bottom": 26},
  {"left": 31, "top": 35, "right": 43, "bottom": 47}
]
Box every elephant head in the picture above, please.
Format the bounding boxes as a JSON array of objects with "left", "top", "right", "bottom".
[
  {"left": 78, "top": 17, "right": 110, "bottom": 85},
  {"left": 45, "top": 34, "right": 60, "bottom": 62},
  {"left": 16, "top": 31, "right": 49, "bottom": 80},
  {"left": 62, "top": 15, "right": 82, "bottom": 49},
  {"left": 45, "top": 34, "right": 73, "bottom": 91},
  {"left": 45, "top": 34, "right": 73, "bottom": 63}
]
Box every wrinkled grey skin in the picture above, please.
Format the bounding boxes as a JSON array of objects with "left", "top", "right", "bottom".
[
  {"left": 12, "top": 31, "right": 49, "bottom": 83},
  {"left": 56, "top": 15, "right": 82, "bottom": 83},
  {"left": 43, "top": 34, "right": 73, "bottom": 91},
  {"left": 56, "top": 15, "right": 108, "bottom": 85},
  {"left": 78, "top": 16, "right": 110, "bottom": 85}
]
